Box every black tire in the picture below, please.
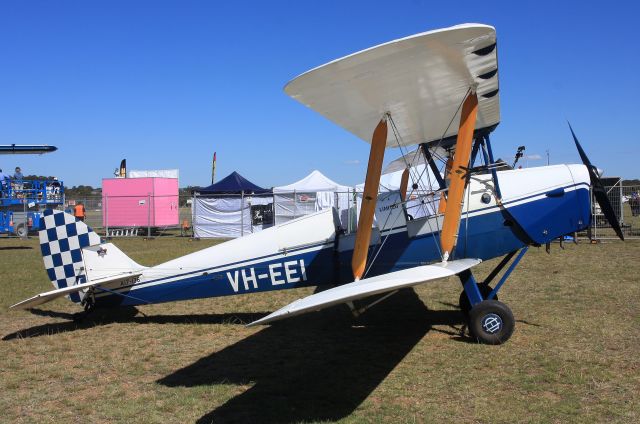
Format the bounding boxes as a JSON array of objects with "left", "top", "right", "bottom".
[
  {"left": 459, "top": 284, "right": 497, "bottom": 316},
  {"left": 468, "top": 300, "right": 515, "bottom": 345},
  {"left": 15, "top": 223, "right": 27, "bottom": 238}
]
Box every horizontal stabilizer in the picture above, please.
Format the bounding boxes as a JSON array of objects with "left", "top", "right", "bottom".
[
  {"left": 248, "top": 258, "right": 481, "bottom": 327},
  {"left": 10, "top": 273, "right": 142, "bottom": 310}
]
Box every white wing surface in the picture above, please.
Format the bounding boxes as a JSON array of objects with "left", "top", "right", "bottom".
[
  {"left": 10, "top": 273, "right": 142, "bottom": 310},
  {"left": 285, "top": 23, "right": 499, "bottom": 148},
  {"left": 248, "top": 258, "right": 480, "bottom": 326}
]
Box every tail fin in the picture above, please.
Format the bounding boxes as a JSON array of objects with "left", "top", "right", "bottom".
[
  {"left": 39, "top": 209, "right": 101, "bottom": 303},
  {"left": 38, "top": 209, "right": 145, "bottom": 304}
]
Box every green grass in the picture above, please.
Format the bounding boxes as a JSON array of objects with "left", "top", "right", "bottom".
[{"left": 1, "top": 237, "right": 639, "bottom": 423}]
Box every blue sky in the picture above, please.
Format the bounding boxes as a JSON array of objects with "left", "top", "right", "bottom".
[{"left": 1, "top": 0, "right": 638, "bottom": 188}]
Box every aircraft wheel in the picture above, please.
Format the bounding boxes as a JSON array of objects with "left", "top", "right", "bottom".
[
  {"left": 459, "top": 284, "right": 497, "bottom": 316},
  {"left": 15, "top": 223, "right": 28, "bottom": 238},
  {"left": 468, "top": 300, "right": 514, "bottom": 345}
]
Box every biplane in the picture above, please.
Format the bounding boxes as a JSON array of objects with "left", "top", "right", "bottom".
[{"left": 10, "top": 24, "right": 622, "bottom": 344}]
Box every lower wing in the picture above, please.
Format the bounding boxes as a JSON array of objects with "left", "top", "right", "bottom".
[
  {"left": 10, "top": 273, "right": 142, "bottom": 310},
  {"left": 248, "top": 258, "right": 481, "bottom": 326}
]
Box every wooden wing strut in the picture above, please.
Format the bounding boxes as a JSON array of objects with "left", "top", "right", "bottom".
[
  {"left": 351, "top": 118, "right": 387, "bottom": 280},
  {"left": 439, "top": 92, "right": 478, "bottom": 261},
  {"left": 399, "top": 168, "right": 410, "bottom": 202}
]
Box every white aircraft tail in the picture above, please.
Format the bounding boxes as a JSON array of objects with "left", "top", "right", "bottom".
[{"left": 37, "top": 209, "right": 143, "bottom": 304}]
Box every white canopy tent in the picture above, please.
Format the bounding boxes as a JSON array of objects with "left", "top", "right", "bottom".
[
  {"left": 273, "top": 170, "right": 352, "bottom": 226},
  {"left": 193, "top": 195, "right": 274, "bottom": 238},
  {"left": 356, "top": 162, "right": 443, "bottom": 223}
]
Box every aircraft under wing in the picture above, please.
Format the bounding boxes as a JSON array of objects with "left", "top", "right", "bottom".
[
  {"left": 0, "top": 144, "right": 57, "bottom": 154},
  {"left": 248, "top": 258, "right": 481, "bottom": 326},
  {"left": 10, "top": 273, "right": 142, "bottom": 310},
  {"left": 285, "top": 23, "right": 499, "bottom": 148},
  {"left": 382, "top": 146, "right": 447, "bottom": 174}
]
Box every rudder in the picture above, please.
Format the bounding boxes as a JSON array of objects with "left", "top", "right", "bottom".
[{"left": 39, "top": 209, "right": 102, "bottom": 303}]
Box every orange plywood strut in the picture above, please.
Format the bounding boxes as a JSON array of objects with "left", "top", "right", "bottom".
[
  {"left": 399, "top": 168, "right": 410, "bottom": 202},
  {"left": 439, "top": 92, "right": 478, "bottom": 261},
  {"left": 352, "top": 118, "right": 387, "bottom": 280}
]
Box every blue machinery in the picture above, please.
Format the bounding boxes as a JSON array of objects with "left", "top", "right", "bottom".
[{"left": 0, "top": 179, "right": 65, "bottom": 236}]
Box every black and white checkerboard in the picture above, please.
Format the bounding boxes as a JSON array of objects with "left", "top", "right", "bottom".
[{"left": 39, "top": 209, "right": 101, "bottom": 303}]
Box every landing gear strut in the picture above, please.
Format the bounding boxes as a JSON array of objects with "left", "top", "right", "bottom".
[
  {"left": 458, "top": 284, "right": 497, "bottom": 316},
  {"left": 458, "top": 247, "right": 528, "bottom": 344},
  {"left": 72, "top": 290, "right": 96, "bottom": 321}
]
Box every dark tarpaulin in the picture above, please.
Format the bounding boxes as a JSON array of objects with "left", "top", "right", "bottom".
[{"left": 195, "top": 171, "right": 271, "bottom": 195}]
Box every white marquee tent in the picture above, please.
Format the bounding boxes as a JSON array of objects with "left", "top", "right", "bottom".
[
  {"left": 273, "top": 170, "right": 352, "bottom": 226},
  {"left": 355, "top": 162, "right": 443, "bottom": 222}
]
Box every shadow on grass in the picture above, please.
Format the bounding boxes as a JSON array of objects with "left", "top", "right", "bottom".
[
  {"left": 2, "top": 307, "right": 266, "bottom": 340},
  {"left": 0, "top": 246, "right": 33, "bottom": 250},
  {"left": 158, "top": 289, "right": 466, "bottom": 424}
]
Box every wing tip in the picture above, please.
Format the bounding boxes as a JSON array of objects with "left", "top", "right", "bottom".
[{"left": 246, "top": 313, "right": 278, "bottom": 327}]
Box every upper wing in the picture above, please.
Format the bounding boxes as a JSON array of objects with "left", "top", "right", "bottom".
[
  {"left": 248, "top": 258, "right": 481, "bottom": 326},
  {"left": 10, "top": 273, "right": 142, "bottom": 310},
  {"left": 285, "top": 23, "right": 499, "bottom": 148}
]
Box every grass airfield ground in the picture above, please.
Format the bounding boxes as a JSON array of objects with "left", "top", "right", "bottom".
[{"left": 0, "top": 236, "right": 638, "bottom": 423}]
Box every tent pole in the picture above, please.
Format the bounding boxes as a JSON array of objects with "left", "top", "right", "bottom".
[
  {"left": 293, "top": 189, "right": 297, "bottom": 220},
  {"left": 241, "top": 190, "right": 244, "bottom": 236},
  {"left": 348, "top": 188, "right": 352, "bottom": 233},
  {"left": 192, "top": 191, "right": 196, "bottom": 238}
]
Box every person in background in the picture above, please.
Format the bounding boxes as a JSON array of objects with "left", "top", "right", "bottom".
[
  {"left": 631, "top": 191, "right": 640, "bottom": 217},
  {"left": 74, "top": 202, "right": 86, "bottom": 222},
  {"left": 0, "top": 168, "right": 7, "bottom": 196},
  {"left": 13, "top": 166, "right": 24, "bottom": 194},
  {"left": 50, "top": 177, "right": 61, "bottom": 198}
]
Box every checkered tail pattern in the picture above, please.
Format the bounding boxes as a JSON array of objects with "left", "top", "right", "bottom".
[{"left": 38, "top": 209, "right": 101, "bottom": 303}]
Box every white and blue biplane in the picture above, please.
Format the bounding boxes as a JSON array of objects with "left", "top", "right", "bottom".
[{"left": 10, "top": 24, "right": 622, "bottom": 344}]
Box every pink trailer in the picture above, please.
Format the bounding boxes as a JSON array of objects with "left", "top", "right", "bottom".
[{"left": 102, "top": 178, "right": 179, "bottom": 229}]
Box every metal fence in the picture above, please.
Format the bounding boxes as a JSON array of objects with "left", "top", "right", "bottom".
[
  {"left": 65, "top": 195, "right": 193, "bottom": 237},
  {"left": 191, "top": 191, "right": 357, "bottom": 238},
  {"left": 65, "top": 192, "right": 360, "bottom": 238},
  {"left": 589, "top": 183, "right": 640, "bottom": 240},
  {"left": 60, "top": 183, "right": 640, "bottom": 240}
]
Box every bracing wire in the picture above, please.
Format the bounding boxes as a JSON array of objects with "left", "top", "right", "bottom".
[{"left": 360, "top": 88, "right": 477, "bottom": 274}]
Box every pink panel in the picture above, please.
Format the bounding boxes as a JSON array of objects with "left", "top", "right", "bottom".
[
  {"left": 153, "top": 178, "right": 179, "bottom": 196},
  {"left": 102, "top": 178, "right": 179, "bottom": 227},
  {"left": 103, "top": 178, "right": 154, "bottom": 197},
  {"left": 103, "top": 196, "right": 151, "bottom": 227},
  {"left": 153, "top": 194, "right": 179, "bottom": 226}
]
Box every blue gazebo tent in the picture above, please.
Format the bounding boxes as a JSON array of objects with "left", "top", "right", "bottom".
[
  {"left": 192, "top": 171, "right": 273, "bottom": 238},
  {"left": 195, "top": 171, "right": 270, "bottom": 195}
]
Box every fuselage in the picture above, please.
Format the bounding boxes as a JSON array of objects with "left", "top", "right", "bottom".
[{"left": 93, "top": 164, "right": 591, "bottom": 307}]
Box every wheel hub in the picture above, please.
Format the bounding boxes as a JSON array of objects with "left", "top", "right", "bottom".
[{"left": 481, "top": 313, "right": 502, "bottom": 334}]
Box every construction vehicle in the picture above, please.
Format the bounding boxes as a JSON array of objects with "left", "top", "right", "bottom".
[{"left": 0, "top": 179, "right": 65, "bottom": 237}]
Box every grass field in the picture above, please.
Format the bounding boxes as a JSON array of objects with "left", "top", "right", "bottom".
[{"left": 1, "top": 237, "right": 639, "bottom": 423}]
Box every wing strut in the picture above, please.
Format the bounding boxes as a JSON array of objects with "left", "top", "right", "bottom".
[
  {"left": 440, "top": 91, "right": 478, "bottom": 261},
  {"left": 399, "top": 168, "right": 410, "bottom": 202},
  {"left": 352, "top": 117, "right": 387, "bottom": 280}
]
